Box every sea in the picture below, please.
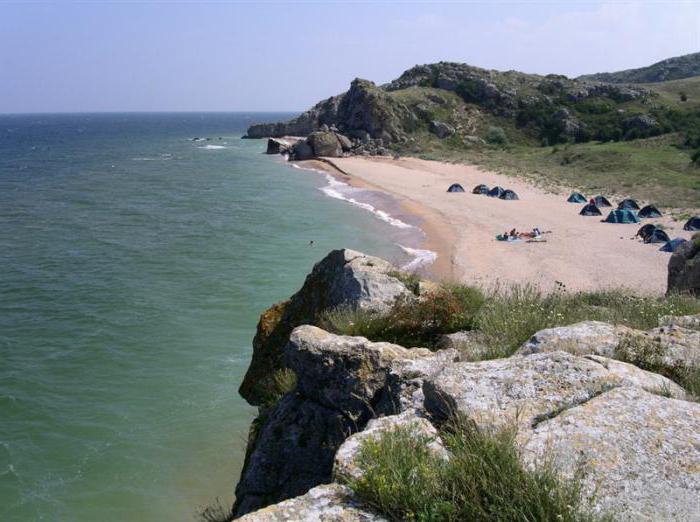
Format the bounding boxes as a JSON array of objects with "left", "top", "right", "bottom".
[{"left": 0, "top": 113, "right": 434, "bottom": 521}]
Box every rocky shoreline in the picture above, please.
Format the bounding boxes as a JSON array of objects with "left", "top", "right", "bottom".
[{"left": 227, "top": 248, "right": 700, "bottom": 521}]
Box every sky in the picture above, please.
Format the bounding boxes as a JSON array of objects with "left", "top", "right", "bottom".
[{"left": 1, "top": 0, "right": 698, "bottom": 113}]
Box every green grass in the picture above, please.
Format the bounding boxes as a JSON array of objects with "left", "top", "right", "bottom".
[
  {"left": 642, "top": 76, "right": 700, "bottom": 109},
  {"left": 323, "top": 283, "right": 700, "bottom": 358},
  {"left": 615, "top": 333, "right": 700, "bottom": 401},
  {"left": 348, "top": 419, "right": 610, "bottom": 522}
]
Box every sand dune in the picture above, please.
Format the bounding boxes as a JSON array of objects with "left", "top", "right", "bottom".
[{"left": 312, "top": 156, "right": 695, "bottom": 294}]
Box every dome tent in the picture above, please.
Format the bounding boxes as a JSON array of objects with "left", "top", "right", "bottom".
[
  {"left": 593, "top": 195, "right": 612, "bottom": 207},
  {"left": 580, "top": 203, "right": 602, "bottom": 216},
  {"left": 618, "top": 198, "right": 640, "bottom": 211},
  {"left": 447, "top": 183, "right": 465, "bottom": 193},
  {"left": 684, "top": 216, "right": 700, "bottom": 231},
  {"left": 604, "top": 209, "right": 639, "bottom": 224},
  {"left": 638, "top": 205, "right": 662, "bottom": 219},
  {"left": 472, "top": 184, "right": 489, "bottom": 195},
  {"left": 660, "top": 238, "right": 688, "bottom": 253},
  {"left": 636, "top": 224, "right": 658, "bottom": 241},
  {"left": 644, "top": 228, "right": 670, "bottom": 244},
  {"left": 488, "top": 186, "right": 505, "bottom": 198},
  {"left": 567, "top": 192, "right": 587, "bottom": 203},
  {"left": 499, "top": 189, "right": 519, "bottom": 200}
]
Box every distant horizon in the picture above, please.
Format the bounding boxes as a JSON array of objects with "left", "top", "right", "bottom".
[{"left": 2, "top": 1, "right": 698, "bottom": 113}]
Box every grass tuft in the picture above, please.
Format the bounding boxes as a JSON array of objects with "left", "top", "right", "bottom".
[{"left": 348, "top": 418, "right": 610, "bottom": 521}]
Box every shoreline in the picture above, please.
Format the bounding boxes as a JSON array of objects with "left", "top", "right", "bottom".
[
  {"left": 299, "top": 159, "right": 457, "bottom": 281},
  {"left": 300, "top": 155, "right": 695, "bottom": 294}
]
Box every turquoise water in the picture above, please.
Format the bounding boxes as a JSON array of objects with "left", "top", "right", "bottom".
[{"left": 0, "top": 114, "right": 414, "bottom": 521}]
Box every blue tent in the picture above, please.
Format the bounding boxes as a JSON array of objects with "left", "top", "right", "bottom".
[
  {"left": 488, "top": 186, "right": 505, "bottom": 198},
  {"left": 660, "top": 238, "right": 688, "bottom": 253},
  {"left": 447, "top": 183, "right": 465, "bottom": 193},
  {"left": 500, "top": 189, "right": 519, "bottom": 200},
  {"left": 684, "top": 216, "right": 700, "bottom": 231},
  {"left": 644, "top": 228, "right": 670, "bottom": 244},
  {"left": 636, "top": 224, "right": 658, "bottom": 241},
  {"left": 604, "top": 209, "right": 639, "bottom": 224},
  {"left": 593, "top": 195, "right": 612, "bottom": 207},
  {"left": 617, "top": 198, "right": 640, "bottom": 210},
  {"left": 580, "top": 203, "right": 602, "bottom": 216},
  {"left": 638, "top": 205, "right": 662, "bottom": 218},
  {"left": 567, "top": 192, "right": 587, "bottom": 203},
  {"left": 472, "top": 184, "right": 489, "bottom": 195}
]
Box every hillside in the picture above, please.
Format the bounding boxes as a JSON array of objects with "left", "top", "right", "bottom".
[
  {"left": 246, "top": 59, "right": 700, "bottom": 208},
  {"left": 579, "top": 52, "right": 700, "bottom": 83}
]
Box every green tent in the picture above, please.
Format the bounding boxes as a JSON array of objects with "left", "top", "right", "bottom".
[{"left": 604, "top": 209, "right": 640, "bottom": 224}]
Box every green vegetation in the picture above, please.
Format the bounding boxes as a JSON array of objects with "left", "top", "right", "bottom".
[
  {"left": 324, "top": 283, "right": 700, "bottom": 358},
  {"left": 578, "top": 51, "right": 700, "bottom": 84},
  {"left": 348, "top": 419, "right": 609, "bottom": 522},
  {"left": 615, "top": 334, "right": 700, "bottom": 401},
  {"left": 387, "top": 270, "right": 421, "bottom": 295}
]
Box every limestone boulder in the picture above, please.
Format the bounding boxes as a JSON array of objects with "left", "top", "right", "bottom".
[
  {"left": 239, "top": 249, "right": 417, "bottom": 406},
  {"left": 517, "top": 321, "right": 634, "bottom": 358},
  {"left": 266, "top": 138, "right": 295, "bottom": 155},
  {"left": 423, "top": 351, "right": 686, "bottom": 431},
  {"left": 307, "top": 131, "right": 343, "bottom": 157},
  {"left": 237, "top": 484, "right": 385, "bottom": 521},
  {"left": 436, "top": 330, "right": 491, "bottom": 361},
  {"left": 522, "top": 387, "right": 700, "bottom": 521},
  {"left": 659, "top": 313, "right": 700, "bottom": 329},
  {"left": 291, "top": 140, "right": 314, "bottom": 161},
  {"left": 429, "top": 120, "right": 456, "bottom": 139}
]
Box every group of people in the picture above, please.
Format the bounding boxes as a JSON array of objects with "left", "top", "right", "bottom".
[{"left": 497, "top": 227, "right": 547, "bottom": 242}]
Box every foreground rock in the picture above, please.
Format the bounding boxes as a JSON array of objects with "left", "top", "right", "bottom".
[
  {"left": 523, "top": 387, "right": 700, "bottom": 521},
  {"left": 238, "top": 249, "right": 416, "bottom": 406},
  {"left": 265, "top": 137, "right": 297, "bottom": 155},
  {"left": 237, "top": 484, "right": 385, "bottom": 521},
  {"left": 232, "top": 326, "right": 456, "bottom": 517},
  {"left": 668, "top": 238, "right": 700, "bottom": 296}
]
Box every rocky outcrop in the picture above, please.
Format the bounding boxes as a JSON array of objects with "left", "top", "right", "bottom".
[
  {"left": 306, "top": 131, "right": 343, "bottom": 157},
  {"left": 237, "top": 484, "right": 385, "bottom": 521},
  {"left": 522, "top": 387, "right": 700, "bottom": 521},
  {"left": 233, "top": 326, "right": 456, "bottom": 517},
  {"left": 233, "top": 252, "right": 700, "bottom": 521},
  {"left": 239, "top": 249, "right": 416, "bottom": 407},
  {"left": 265, "top": 138, "right": 297, "bottom": 155},
  {"left": 668, "top": 238, "right": 700, "bottom": 296},
  {"left": 429, "top": 120, "right": 455, "bottom": 139}
]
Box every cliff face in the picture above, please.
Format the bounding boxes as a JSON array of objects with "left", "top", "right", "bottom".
[{"left": 231, "top": 250, "right": 700, "bottom": 521}]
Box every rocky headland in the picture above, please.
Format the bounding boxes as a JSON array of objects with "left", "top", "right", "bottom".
[{"left": 226, "top": 248, "right": 700, "bottom": 521}]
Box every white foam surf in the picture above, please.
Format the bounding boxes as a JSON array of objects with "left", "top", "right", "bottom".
[
  {"left": 398, "top": 245, "right": 438, "bottom": 271},
  {"left": 199, "top": 144, "right": 226, "bottom": 150}
]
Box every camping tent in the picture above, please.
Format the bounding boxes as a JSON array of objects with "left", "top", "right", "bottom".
[
  {"left": 604, "top": 209, "right": 639, "bottom": 224},
  {"left": 593, "top": 195, "right": 612, "bottom": 207},
  {"left": 580, "top": 203, "right": 602, "bottom": 216},
  {"left": 500, "top": 189, "right": 519, "bottom": 200},
  {"left": 618, "top": 198, "right": 640, "bottom": 210},
  {"left": 636, "top": 224, "right": 658, "bottom": 241},
  {"left": 644, "top": 228, "right": 670, "bottom": 244},
  {"left": 684, "top": 216, "right": 700, "bottom": 231},
  {"left": 472, "top": 184, "right": 489, "bottom": 195},
  {"left": 567, "top": 192, "right": 587, "bottom": 203},
  {"left": 447, "top": 183, "right": 465, "bottom": 193},
  {"left": 638, "top": 205, "right": 662, "bottom": 219},
  {"left": 660, "top": 238, "right": 688, "bottom": 253},
  {"left": 488, "top": 186, "right": 505, "bottom": 198}
]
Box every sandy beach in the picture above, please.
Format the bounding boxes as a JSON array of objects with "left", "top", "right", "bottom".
[{"left": 306, "top": 156, "right": 695, "bottom": 294}]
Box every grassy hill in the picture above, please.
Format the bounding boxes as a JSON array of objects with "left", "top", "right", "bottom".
[
  {"left": 579, "top": 52, "right": 700, "bottom": 83},
  {"left": 248, "top": 58, "right": 700, "bottom": 209}
]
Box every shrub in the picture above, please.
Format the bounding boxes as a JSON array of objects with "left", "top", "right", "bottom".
[
  {"left": 321, "top": 285, "right": 486, "bottom": 348},
  {"left": 485, "top": 126, "right": 509, "bottom": 146},
  {"left": 680, "top": 92, "right": 688, "bottom": 102},
  {"left": 348, "top": 419, "right": 608, "bottom": 521}
]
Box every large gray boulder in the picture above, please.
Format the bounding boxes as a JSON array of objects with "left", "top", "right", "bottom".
[
  {"left": 424, "top": 351, "right": 687, "bottom": 431},
  {"left": 237, "top": 484, "right": 385, "bottom": 521},
  {"left": 266, "top": 138, "right": 295, "bottom": 155},
  {"left": 523, "top": 387, "right": 700, "bottom": 521},
  {"left": 517, "top": 321, "right": 634, "bottom": 358},
  {"left": 307, "top": 131, "right": 343, "bottom": 157},
  {"left": 668, "top": 239, "right": 700, "bottom": 296},
  {"left": 291, "top": 140, "right": 314, "bottom": 161},
  {"left": 239, "top": 249, "right": 416, "bottom": 406}
]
